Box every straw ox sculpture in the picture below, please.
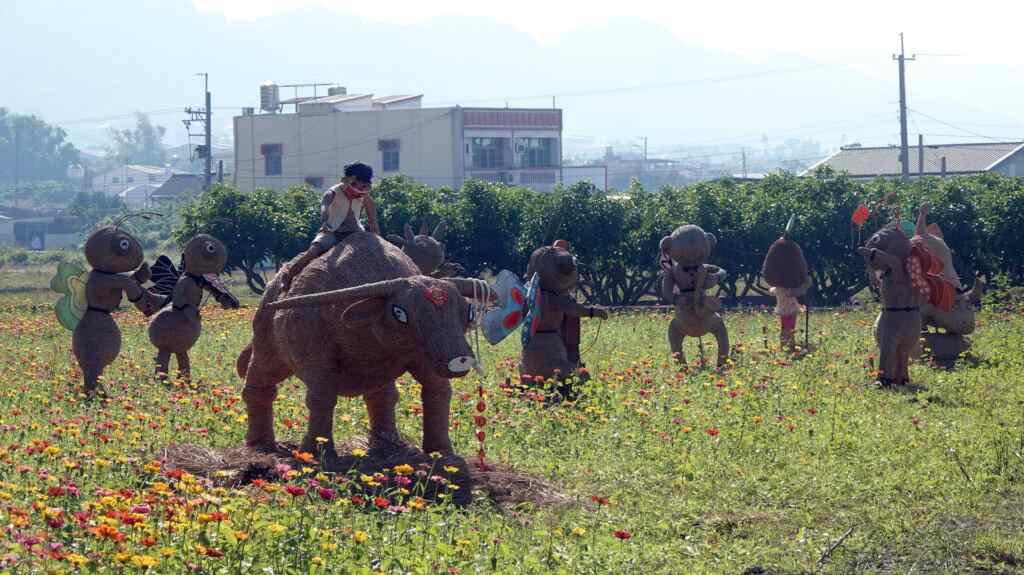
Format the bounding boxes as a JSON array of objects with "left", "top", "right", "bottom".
[{"left": 236, "top": 231, "right": 494, "bottom": 456}]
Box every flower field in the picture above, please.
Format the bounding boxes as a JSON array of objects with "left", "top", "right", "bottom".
[{"left": 0, "top": 292, "right": 1022, "bottom": 574}]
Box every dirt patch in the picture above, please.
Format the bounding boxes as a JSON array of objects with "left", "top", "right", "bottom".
[{"left": 159, "top": 437, "right": 569, "bottom": 509}]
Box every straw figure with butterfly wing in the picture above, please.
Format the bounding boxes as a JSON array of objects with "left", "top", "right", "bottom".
[
  {"left": 146, "top": 235, "right": 240, "bottom": 381},
  {"left": 51, "top": 215, "right": 165, "bottom": 395}
]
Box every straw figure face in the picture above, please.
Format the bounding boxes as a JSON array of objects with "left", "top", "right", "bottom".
[
  {"left": 84, "top": 226, "right": 144, "bottom": 273},
  {"left": 661, "top": 224, "right": 716, "bottom": 267},
  {"left": 526, "top": 246, "right": 578, "bottom": 294},
  {"left": 182, "top": 234, "right": 228, "bottom": 276}
]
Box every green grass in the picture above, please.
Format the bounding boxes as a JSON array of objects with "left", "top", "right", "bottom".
[{"left": 0, "top": 285, "right": 1021, "bottom": 574}]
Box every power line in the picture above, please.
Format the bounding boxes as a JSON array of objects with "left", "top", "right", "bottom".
[
  {"left": 423, "top": 63, "right": 836, "bottom": 107},
  {"left": 907, "top": 108, "right": 1011, "bottom": 142}
]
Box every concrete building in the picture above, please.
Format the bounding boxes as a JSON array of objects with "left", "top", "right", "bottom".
[
  {"left": 233, "top": 86, "right": 563, "bottom": 192},
  {"left": 805, "top": 141, "right": 1024, "bottom": 179}
]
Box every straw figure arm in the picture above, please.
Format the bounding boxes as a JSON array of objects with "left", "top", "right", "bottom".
[
  {"left": 320, "top": 189, "right": 335, "bottom": 231},
  {"left": 552, "top": 293, "right": 608, "bottom": 319},
  {"left": 702, "top": 264, "right": 727, "bottom": 289},
  {"left": 363, "top": 194, "right": 380, "bottom": 235},
  {"left": 106, "top": 271, "right": 162, "bottom": 317},
  {"left": 915, "top": 201, "right": 930, "bottom": 237}
]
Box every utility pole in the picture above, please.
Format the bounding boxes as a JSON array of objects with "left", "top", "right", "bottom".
[
  {"left": 893, "top": 33, "right": 915, "bottom": 180},
  {"left": 12, "top": 123, "right": 18, "bottom": 209},
  {"left": 184, "top": 73, "right": 212, "bottom": 190},
  {"left": 741, "top": 148, "right": 748, "bottom": 179}
]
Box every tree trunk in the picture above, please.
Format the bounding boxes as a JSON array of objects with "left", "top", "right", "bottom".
[{"left": 241, "top": 262, "right": 267, "bottom": 295}]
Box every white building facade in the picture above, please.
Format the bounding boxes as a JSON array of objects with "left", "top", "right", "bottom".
[
  {"left": 233, "top": 93, "right": 563, "bottom": 192},
  {"left": 90, "top": 164, "right": 173, "bottom": 196}
]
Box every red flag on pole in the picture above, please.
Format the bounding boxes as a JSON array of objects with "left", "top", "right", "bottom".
[{"left": 852, "top": 204, "right": 870, "bottom": 228}]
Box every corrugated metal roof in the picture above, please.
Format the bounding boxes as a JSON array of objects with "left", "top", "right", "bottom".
[
  {"left": 372, "top": 95, "right": 422, "bottom": 105},
  {"left": 123, "top": 165, "right": 171, "bottom": 175},
  {"left": 305, "top": 93, "right": 372, "bottom": 105},
  {"left": 808, "top": 142, "right": 1024, "bottom": 177}
]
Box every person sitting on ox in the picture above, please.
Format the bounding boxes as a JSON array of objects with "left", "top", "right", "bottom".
[{"left": 278, "top": 162, "right": 380, "bottom": 291}]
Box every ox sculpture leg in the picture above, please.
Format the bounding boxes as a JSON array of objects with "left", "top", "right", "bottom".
[
  {"left": 294, "top": 366, "right": 341, "bottom": 457},
  {"left": 410, "top": 366, "right": 454, "bottom": 455},
  {"left": 241, "top": 348, "right": 292, "bottom": 452},
  {"left": 363, "top": 382, "right": 404, "bottom": 452}
]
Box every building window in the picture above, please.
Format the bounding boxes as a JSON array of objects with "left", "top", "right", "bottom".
[
  {"left": 514, "top": 138, "right": 556, "bottom": 168},
  {"left": 112, "top": 177, "right": 120, "bottom": 184},
  {"left": 379, "top": 139, "right": 400, "bottom": 172},
  {"left": 261, "top": 143, "right": 283, "bottom": 176},
  {"left": 469, "top": 138, "right": 509, "bottom": 169},
  {"left": 304, "top": 176, "right": 325, "bottom": 189},
  {"left": 126, "top": 176, "right": 135, "bottom": 183}
]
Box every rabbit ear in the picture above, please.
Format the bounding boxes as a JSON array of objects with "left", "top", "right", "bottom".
[
  {"left": 705, "top": 233, "right": 717, "bottom": 251},
  {"left": 419, "top": 222, "right": 429, "bottom": 236},
  {"left": 386, "top": 234, "right": 405, "bottom": 247},
  {"left": 404, "top": 224, "right": 415, "bottom": 244},
  {"left": 432, "top": 221, "right": 447, "bottom": 240}
]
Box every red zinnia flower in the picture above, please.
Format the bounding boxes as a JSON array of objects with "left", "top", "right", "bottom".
[
  {"left": 374, "top": 497, "right": 389, "bottom": 509},
  {"left": 590, "top": 495, "right": 609, "bottom": 506},
  {"left": 284, "top": 485, "right": 305, "bottom": 497},
  {"left": 706, "top": 428, "right": 720, "bottom": 437},
  {"left": 613, "top": 530, "right": 632, "bottom": 540}
]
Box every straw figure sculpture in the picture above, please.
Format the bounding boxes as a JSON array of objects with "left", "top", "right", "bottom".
[
  {"left": 761, "top": 216, "right": 812, "bottom": 351},
  {"left": 518, "top": 243, "right": 608, "bottom": 394},
  {"left": 147, "top": 235, "right": 239, "bottom": 381},
  {"left": 63, "top": 222, "right": 164, "bottom": 394},
  {"left": 858, "top": 225, "right": 926, "bottom": 387},
  {"left": 386, "top": 221, "right": 465, "bottom": 278},
  {"left": 660, "top": 224, "right": 730, "bottom": 367}
]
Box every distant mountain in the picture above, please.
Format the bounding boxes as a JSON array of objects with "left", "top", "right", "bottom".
[{"left": 2, "top": 0, "right": 1020, "bottom": 155}]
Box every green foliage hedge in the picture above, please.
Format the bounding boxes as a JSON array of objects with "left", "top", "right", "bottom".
[{"left": 173, "top": 170, "right": 1024, "bottom": 304}]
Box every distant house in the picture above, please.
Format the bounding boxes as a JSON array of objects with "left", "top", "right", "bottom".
[
  {"left": 91, "top": 165, "right": 173, "bottom": 196},
  {"left": 119, "top": 184, "right": 161, "bottom": 208},
  {"left": 8, "top": 217, "right": 80, "bottom": 250},
  {"left": 151, "top": 174, "right": 203, "bottom": 202},
  {"left": 804, "top": 141, "right": 1024, "bottom": 179}
]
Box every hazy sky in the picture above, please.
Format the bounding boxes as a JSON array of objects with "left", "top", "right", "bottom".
[
  {"left": 4, "top": 0, "right": 1021, "bottom": 156},
  {"left": 193, "top": 0, "right": 1022, "bottom": 73}
]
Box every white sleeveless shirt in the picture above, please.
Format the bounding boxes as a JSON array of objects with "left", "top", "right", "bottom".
[{"left": 323, "top": 184, "right": 365, "bottom": 233}]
